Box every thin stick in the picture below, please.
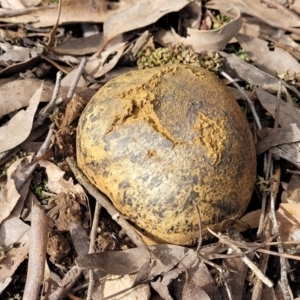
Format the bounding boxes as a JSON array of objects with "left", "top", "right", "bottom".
[
  {"left": 67, "top": 57, "right": 87, "bottom": 99},
  {"left": 269, "top": 166, "right": 291, "bottom": 300},
  {"left": 33, "top": 72, "right": 63, "bottom": 129},
  {"left": 15, "top": 124, "right": 54, "bottom": 191},
  {"left": 66, "top": 157, "right": 150, "bottom": 255},
  {"left": 23, "top": 201, "right": 48, "bottom": 300},
  {"left": 208, "top": 229, "right": 274, "bottom": 288},
  {"left": 262, "top": 0, "right": 300, "bottom": 20},
  {"left": 86, "top": 200, "right": 101, "bottom": 300}
]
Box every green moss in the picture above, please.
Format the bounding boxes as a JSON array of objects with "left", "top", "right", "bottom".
[{"left": 137, "top": 43, "right": 223, "bottom": 73}]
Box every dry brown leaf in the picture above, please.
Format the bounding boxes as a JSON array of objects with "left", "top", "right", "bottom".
[
  {"left": 256, "top": 88, "right": 300, "bottom": 128},
  {"left": 155, "top": 7, "right": 242, "bottom": 53},
  {"left": 0, "top": 216, "right": 30, "bottom": 292},
  {"left": 0, "top": 83, "right": 42, "bottom": 153},
  {"left": 0, "top": 55, "right": 41, "bottom": 78},
  {"left": 103, "top": 0, "right": 190, "bottom": 41},
  {"left": 256, "top": 124, "right": 300, "bottom": 155},
  {"left": 0, "top": 157, "right": 32, "bottom": 224},
  {"left": 85, "top": 42, "right": 127, "bottom": 78},
  {"left": 38, "top": 160, "right": 85, "bottom": 195},
  {"left": 96, "top": 274, "right": 151, "bottom": 300},
  {"left": 180, "top": 1, "right": 202, "bottom": 30},
  {"left": 0, "top": 0, "right": 129, "bottom": 28},
  {"left": 275, "top": 203, "right": 300, "bottom": 244},
  {"left": 270, "top": 143, "right": 300, "bottom": 169},
  {"left": 234, "top": 209, "right": 261, "bottom": 232},
  {"left": 0, "top": 46, "right": 30, "bottom": 63},
  {"left": 206, "top": 0, "right": 300, "bottom": 27},
  {"left": 54, "top": 33, "right": 103, "bottom": 56},
  {"left": 221, "top": 52, "right": 281, "bottom": 88},
  {"left": 237, "top": 34, "right": 300, "bottom": 75},
  {"left": 21, "top": 0, "right": 42, "bottom": 6},
  {"left": 0, "top": 0, "right": 25, "bottom": 9},
  {"left": 151, "top": 268, "right": 182, "bottom": 300},
  {"left": 282, "top": 174, "right": 300, "bottom": 204},
  {"left": 0, "top": 78, "right": 66, "bottom": 118},
  {"left": 183, "top": 261, "right": 219, "bottom": 300}
]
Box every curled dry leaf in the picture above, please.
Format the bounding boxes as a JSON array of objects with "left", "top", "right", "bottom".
[
  {"left": 0, "top": 83, "right": 42, "bottom": 153},
  {"left": 95, "top": 274, "right": 151, "bottom": 300},
  {"left": 275, "top": 203, "right": 300, "bottom": 246},
  {"left": 282, "top": 174, "right": 300, "bottom": 204},
  {"left": 103, "top": 0, "right": 191, "bottom": 41},
  {"left": 38, "top": 160, "right": 85, "bottom": 196},
  {"left": 85, "top": 42, "right": 127, "bottom": 78},
  {"left": 0, "top": 216, "right": 30, "bottom": 292},
  {"left": 155, "top": 7, "right": 242, "bottom": 53},
  {"left": 0, "top": 157, "right": 33, "bottom": 225},
  {"left": 0, "top": 0, "right": 25, "bottom": 9}
]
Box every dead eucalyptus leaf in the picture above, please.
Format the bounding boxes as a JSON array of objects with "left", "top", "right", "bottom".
[
  {"left": 85, "top": 42, "right": 127, "bottom": 78},
  {"left": 155, "top": 7, "right": 242, "bottom": 53},
  {"left": 0, "top": 78, "right": 66, "bottom": 118},
  {"left": 0, "top": 157, "right": 32, "bottom": 224},
  {"left": 76, "top": 247, "right": 149, "bottom": 276},
  {"left": 283, "top": 174, "right": 300, "bottom": 204},
  {"left": 17, "top": 0, "right": 129, "bottom": 28},
  {"left": 221, "top": 52, "right": 280, "bottom": 87},
  {"left": 269, "top": 143, "right": 300, "bottom": 169},
  {"left": 0, "top": 47, "right": 30, "bottom": 63},
  {"left": 237, "top": 33, "right": 300, "bottom": 75},
  {"left": 54, "top": 33, "right": 103, "bottom": 56},
  {"left": 151, "top": 268, "right": 182, "bottom": 300},
  {"left": 0, "top": 0, "right": 25, "bottom": 9},
  {"left": 0, "top": 216, "right": 30, "bottom": 291},
  {"left": 206, "top": 0, "right": 300, "bottom": 27},
  {"left": 275, "top": 203, "right": 300, "bottom": 244},
  {"left": 0, "top": 83, "right": 42, "bottom": 153},
  {"left": 38, "top": 160, "right": 85, "bottom": 195},
  {"left": 96, "top": 274, "right": 151, "bottom": 300},
  {"left": 256, "top": 88, "right": 300, "bottom": 128},
  {"left": 76, "top": 244, "right": 191, "bottom": 275},
  {"left": 104, "top": 0, "right": 190, "bottom": 41},
  {"left": 256, "top": 124, "right": 300, "bottom": 155}
]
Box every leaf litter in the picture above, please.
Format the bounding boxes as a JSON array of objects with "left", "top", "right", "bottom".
[{"left": 1, "top": 0, "right": 300, "bottom": 299}]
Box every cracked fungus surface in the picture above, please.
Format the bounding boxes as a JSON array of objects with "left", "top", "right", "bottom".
[{"left": 77, "top": 64, "right": 256, "bottom": 245}]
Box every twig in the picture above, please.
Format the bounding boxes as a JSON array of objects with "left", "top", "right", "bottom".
[
  {"left": 220, "top": 71, "right": 262, "bottom": 130},
  {"left": 252, "top": 216, "right": 272, "bottom": 300},
  {"left": 86, "top": 200, "right": 101, "bottom": 300},
  {"left": 208, "top": 229, "right": 274, "bottom": 288},
  {"left": 48, "top": 266, "right": 83, "bottom": 300},
  {"left": 33, "top": 72, "right": 63, "bottom": 129},
  {"left": 262, "top": 0, "right": 300, "bottom": 20},
  {"left": 66, "top": 157, "right": 151, "bottom": 255},
  {"left": 23, "top": 201, "right": 48, "bottom": 300},
  {"left": 269, "top": 166, "right": 291, "bottom": 300},
  {"left": 67, "top": 57, "right": 87, "bottom": 99},
  {"left": 15, "top": 123, "right": 54, "bottom": 191}
]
